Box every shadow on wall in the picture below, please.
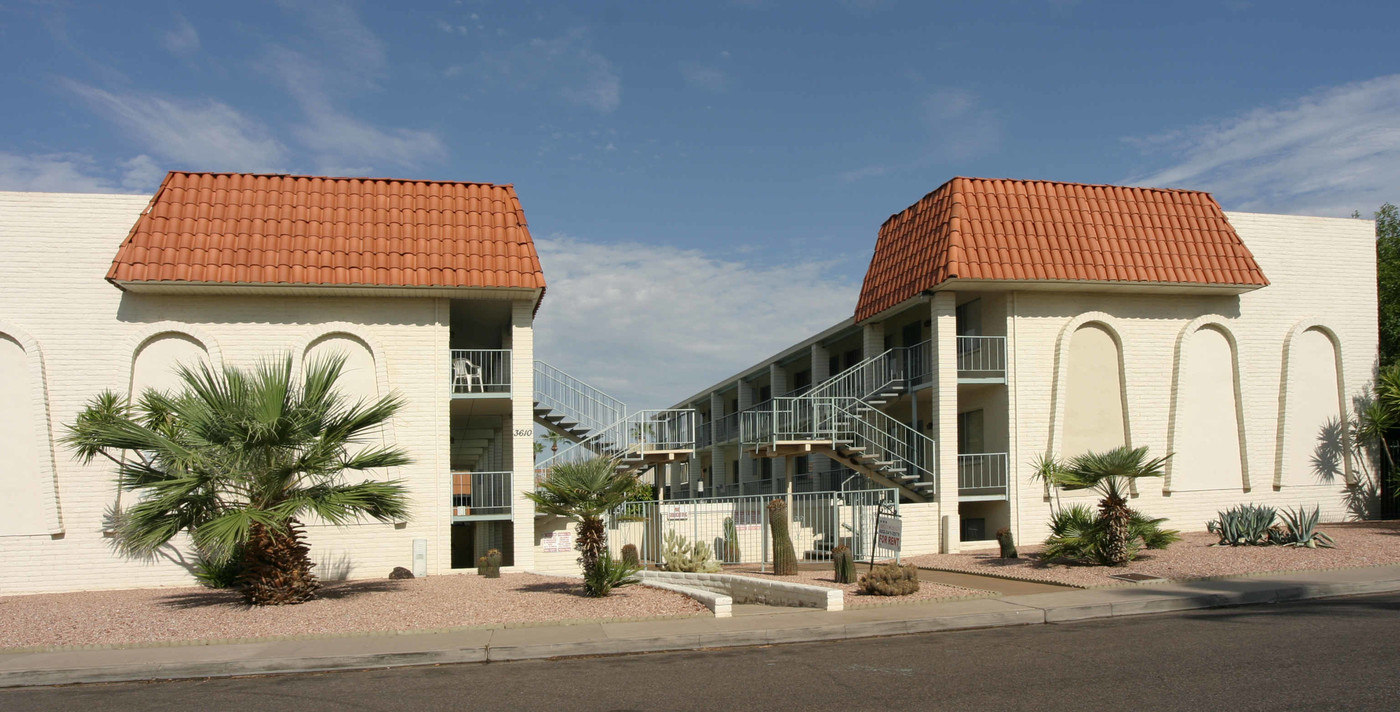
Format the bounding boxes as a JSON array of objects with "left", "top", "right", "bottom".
[
  {"left": 1312, "top": 413, "right": 1378, "bottom": 520},
  {"left": 319, "top": 552, "right": 356, "bottom": 582}
]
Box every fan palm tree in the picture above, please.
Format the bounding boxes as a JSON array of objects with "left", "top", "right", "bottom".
[
  {"left": 1043, "top": 445, "right": 1170, "bottom": 565},
  {"left": 63, "top": 354, "right": 412, "bottom": 605},
  {"left": 526, "top": 457, "right": 636, "bottom": 595}
]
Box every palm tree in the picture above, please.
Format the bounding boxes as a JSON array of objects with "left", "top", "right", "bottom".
[
  {"left": 64, "top": 354, "right": 412, "bottom": 605},
  {"left": 545, "top": 431, "right": 567, "bottom": 454},
  {"left": 526, "top": 457, "right": 636, "bottom": 595},
  {"left": 1043, "top": 446, "right": 1170, "bottom": 565}
]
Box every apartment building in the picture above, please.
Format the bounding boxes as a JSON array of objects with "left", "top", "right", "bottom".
[
  {"left": 663, "top": 177, "right": 1377, "bottom": 554},
  {"left": 0, "top": 172, "right": 559, "bottom": 593}
]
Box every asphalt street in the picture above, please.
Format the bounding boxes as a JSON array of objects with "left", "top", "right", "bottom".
[{"left": 4, "top": 592, "right": 1398, "bottom": 711}]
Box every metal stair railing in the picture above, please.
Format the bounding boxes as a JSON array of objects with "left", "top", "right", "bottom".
[
  {"left": 830, "top": 400, "right": 937, "bottom": 494},
  {"left": 533, "top": 360, "right": 628, "bottom": 435},
  {"left": 806, "top": 348, "right": 905, "bottom": 402},
  {"left": 536, "top": 408, "right": 697, "bottom": 478}
]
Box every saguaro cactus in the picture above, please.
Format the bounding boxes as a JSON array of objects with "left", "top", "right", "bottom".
[
  {"left": 722, "top": 516, "right": 739, "bottom": 563},
  {"left": 832, "top": 544, "right": 856, "bottom": 584},
  {"left": 766, "top": 498, "right": 798, "bottom": 575}
]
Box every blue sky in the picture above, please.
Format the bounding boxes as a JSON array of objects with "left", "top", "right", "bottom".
[{"left": 3, "top": 0, "right": 1399, "bottom": 406}]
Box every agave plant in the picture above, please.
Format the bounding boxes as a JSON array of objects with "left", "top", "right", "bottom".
[
  {"left": 1207, "top": 504, "right": 1278, "bottom": 546},
  {"left": 1276, "top": 505, "right": 1337, "bottom": 548}
]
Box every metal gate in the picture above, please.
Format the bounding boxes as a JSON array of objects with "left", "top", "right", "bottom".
[{"left": 606, "top": 489, "right": 898, "bottom": 569}]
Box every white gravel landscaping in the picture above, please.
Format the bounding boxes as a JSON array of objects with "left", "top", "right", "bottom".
[
  {"left": 907, "top": 521, "right": 1400, "bottom": 588},
  {"left": 0, "top": 573, "right": 707, "bottom": 651}
]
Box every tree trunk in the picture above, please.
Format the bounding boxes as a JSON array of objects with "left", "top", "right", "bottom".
[
  {"left": 1100, "top": 495, "right": 1131, "bottom": 566},
  {"left": 240, "top": 519, "right": 319, "bottom": 605},
  {"left": 576, "top": 515, "right": 606, "bottom": 578}
]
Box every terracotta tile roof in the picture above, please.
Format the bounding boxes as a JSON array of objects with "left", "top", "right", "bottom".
[
  {"left": 855, "top": 177, "right": 1268, "bottom": 321},
  {"left": 107, "top": 172, "right": 545, "bottom": 299}
]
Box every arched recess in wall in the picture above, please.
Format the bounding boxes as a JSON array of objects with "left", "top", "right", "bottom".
[
  {"left": 0, "top": 321, "right": 64, "bottom": 536},
  {"left": 127, "top": 323, "right": 223, "bottom": 397},
  {"left": 297, "top": 325, "right": 399, "bottom": 502},
  {"left": 1049, "top": 312, "right": 1131, "bottom": 459},
  {"left": 1274, "top": 321, "right": 1348, "bottom": 489},
  {"left": 1165, "top": 317, "right": 1249, "bottom": 493}
]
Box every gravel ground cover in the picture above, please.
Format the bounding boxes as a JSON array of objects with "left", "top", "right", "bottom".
[
  {"left": 726, "top": 565, "right": 988, "bottom": 607},
  {"left": 907, "top": 521, "right": 1400, "bottom": 588},
  {"left": 0, "top": 573, "right": 707, "bottom": 651}
]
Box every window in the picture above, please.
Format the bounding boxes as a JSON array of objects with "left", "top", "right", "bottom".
[
  {"left": 794, "top": 369, "right": 811, "bottom": 390},
  {"left": 955, "top": 299, "right": 982, "bottom": 337},
  {"left": 759, "top": 385, "right": 771, "bottom": 402},
  {"left": 957, "top": 409, "right": 985, "bottom": 454},
  {"left": 902, "top": 321, "right": 922, "bottom": 347}
]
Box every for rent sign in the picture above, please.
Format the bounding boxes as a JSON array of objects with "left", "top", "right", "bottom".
[{"left": 875, "top": 515, "right": 902, "bottom": 553}]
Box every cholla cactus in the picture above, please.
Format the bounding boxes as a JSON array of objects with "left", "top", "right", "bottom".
[
  {"left": 832, "top": 544, "right": 856, "bottom": 584},
  {"left": 767, "top": 498, "right": 797, "bottom": 576}
]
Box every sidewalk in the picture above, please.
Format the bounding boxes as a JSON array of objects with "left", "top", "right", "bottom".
[{"left": 3, "top": 565, "right": 1398, "bottom": 688}]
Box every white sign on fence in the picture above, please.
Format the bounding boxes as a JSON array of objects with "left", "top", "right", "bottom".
[
  {"left": 876, "top": 516, "right": 902, "bottom": 553},
  {"left": 541, "top": 530, "right": 573, "bottom": 553},
  {"left": 664, "top": 505, "right": 689, "bottom": 521}
]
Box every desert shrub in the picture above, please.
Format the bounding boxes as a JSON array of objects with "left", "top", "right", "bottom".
[
  {"left": 1207, "top": 504, "right": 1277, "bottom": 546},
  {"left": 1042, "top": 505, "right": 1178, "bottom": 565},
  {"left": 585, "top": 550, "right": 641, "bottom": 597},
  {"left": 1276, "top": 505, "right": 1336, "bottom": 548},
  {"left": 193, "top": 545, "right": 243, "bottom": 589},
  {"left": 661, "top": 530, "right": 721, "bottom": 573},
  {"left": 858, "top": 563, "right": 920, "bottom": 596}
]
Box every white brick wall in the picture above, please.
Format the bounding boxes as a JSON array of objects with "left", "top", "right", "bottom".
[
  {"left": 1005, "top": 212, "right": 1378, "bottom": 542},
  {"left": 0, "top": 191, "right": 537, "bottom": 594}
]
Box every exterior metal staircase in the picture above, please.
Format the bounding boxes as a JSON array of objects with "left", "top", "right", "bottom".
[
  {"left": 533, "top": 361, "right": 627, "bottom": 442},
  {"left": 741, "top": 349, "right": 937, "bottom": 502},
  {"left": 535, "top": 408, "right": 698, "bottom": 480}
]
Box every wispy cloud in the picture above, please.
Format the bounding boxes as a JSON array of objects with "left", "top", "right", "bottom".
[
  {"left": 60, "top": 80, "right": 287, "bottom": 171},
  {"left": 260, "top": 3, "right": 445, "bottom": 171},
  {"left": 1127, "top": 74, "right": 1400, "bottom": 216},
  {"left": 532, "top": 235, "right": 859, "bottom": 408},
  {"left": 474, "top": 28, "right": 622, "bottom": 114},
  {"left": 680, "top": 62, "right": 729, "bottom": 93},
  {"left": 162, "top": 15, "right": 200, "bottom": 57},
  {"left": 0, "top": 152, "right": 160, "bottom": 193},
  {"left": 923, "top": 88, "right": 1001, "bottom": 160}
]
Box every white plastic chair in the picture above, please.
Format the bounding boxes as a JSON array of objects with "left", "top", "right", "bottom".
[{"left": 452, "top": 357, "right": 482, "bottom": 393}]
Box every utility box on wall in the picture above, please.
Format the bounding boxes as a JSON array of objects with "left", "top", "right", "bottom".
[{"left": 413, "top": 538, "right": 427, "bottom": 577}]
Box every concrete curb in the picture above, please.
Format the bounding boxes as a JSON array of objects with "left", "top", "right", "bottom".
[{"left": 3, "top": 570, "right": 1397, "bottom": 689}]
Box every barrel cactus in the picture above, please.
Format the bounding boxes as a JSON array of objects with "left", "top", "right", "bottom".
[
  {"left": 620, "top": 543, "right": 641, "bottom": 568},
  {"left": 832, "top": 544, "right": 856, "bottom": 584},
  {"left": 766, "top": 498, "right": 798, "bottom": 575},
  {"left": 995, "top": 527, "right": 1018, "bottom": 559},
  {"left": 478, "top": 548, "right": 502, "bottom": 578}
]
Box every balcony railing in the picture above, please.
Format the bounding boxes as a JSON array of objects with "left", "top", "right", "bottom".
[
  {"left": 451, "top": 349, "right": 511, "bottom": 394},
  {"left": 956, "top": 336, "right": 1007, "bottom": 379},
  {"left": 957, "top": 453, "right": 1008, "bottom": 497},
  {"left": 711, "top": 411, "right": 739, "bottom": 445},
  {"left": 451, "top": 471, "right": 512, "bottom": 518}
]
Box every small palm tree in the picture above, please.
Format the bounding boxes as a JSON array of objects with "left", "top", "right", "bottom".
[
  {"left": 64, "top": 354, "right": 411, "bottom": 605},
  {"left": 526, "top": 457, "right": 637, "bottom": 595},
  {"left": 1043, "top": 446, "right": 1170, "bottom": 565}
]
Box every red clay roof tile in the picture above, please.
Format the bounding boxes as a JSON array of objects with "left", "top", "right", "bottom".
[
  {"left": 108, "top": 172, "right": 546, "bottom": 300},
  {"left": 854, "top": 177, "right": 1268, "bottom": 321}
]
